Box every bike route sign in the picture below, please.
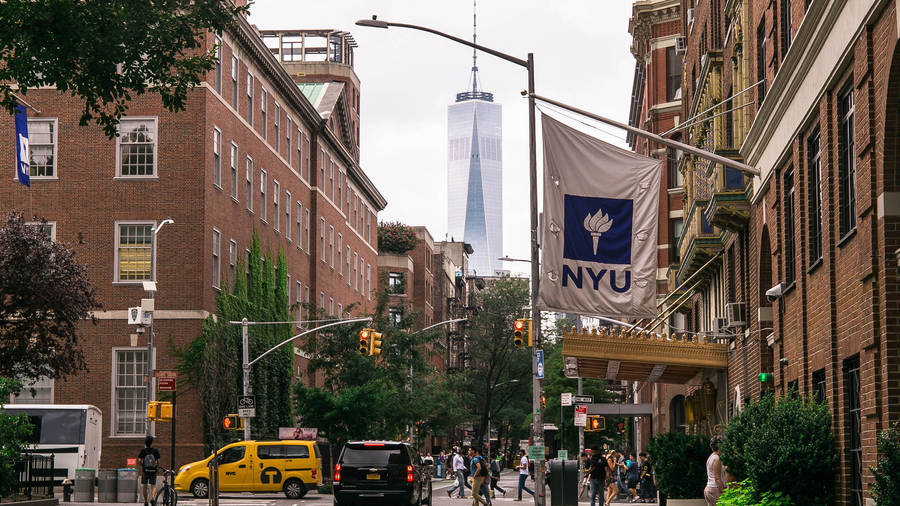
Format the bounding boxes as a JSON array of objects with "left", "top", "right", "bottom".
[{"left": 238, "top": 395, "right": 256, "bottom": 418}]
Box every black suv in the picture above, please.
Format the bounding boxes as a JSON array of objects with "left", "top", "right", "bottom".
[{"left": 333, "top": 441, "right": 432, "bottom": 505}]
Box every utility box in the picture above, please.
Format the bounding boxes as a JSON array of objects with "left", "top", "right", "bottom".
[{"left": 548, "top": 459, "right": 579, "bottom": 506}]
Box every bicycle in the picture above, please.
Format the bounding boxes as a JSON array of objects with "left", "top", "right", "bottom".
[{"left": 154, "top": 467, "right": 178, "bottom": 506}]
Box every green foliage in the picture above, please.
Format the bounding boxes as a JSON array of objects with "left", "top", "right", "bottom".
[
  {"left": 377, "top": 222, "right": 418, "bottom": 255},
  {"left": 871, "top": 422, "right": 900, "bottom": 506},
  {"left": 176, "top": 231, "right": 292, "bottom": 452},
  {"left": 0, "top": 0, "right": 246, "bottom": 137},
  {"left": 646, "top": 431, "right": 707, "bottom": 499},
  {"left": 721, "top": 395, "right": 836, "bottom": 505},
  {"left": 0, "top": 378, "right": 34, "bottom": 497},
  {"left": 718, "top": 479, "right": 794, "bottom": 506},
  {"left": 0, "top": 212, "right": 100, "bottom": 382}
]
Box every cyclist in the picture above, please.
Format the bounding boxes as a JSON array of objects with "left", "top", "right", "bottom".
[{"left": 138, "top": 435, "right": 162, "bottom": 506}]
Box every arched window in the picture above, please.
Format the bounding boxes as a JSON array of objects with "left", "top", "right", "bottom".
[{"left": 670, "top": 395, "right": 686, "bottom": 432}]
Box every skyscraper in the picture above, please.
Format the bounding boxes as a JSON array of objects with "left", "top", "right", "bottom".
[{"left": 447, "top": 6, "right": 502, "bottom": 276}]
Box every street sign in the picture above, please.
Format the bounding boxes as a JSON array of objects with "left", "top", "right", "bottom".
[
  {"left": 528, "top": 445, "right": 545, "bottom": 461},
  {"left": 156, "top": 370, "right": 177, "bottom": 392},
  {"left": 238, "top": 395, "right": 256, "bottom": 418},
  {"left": 574, "top": 405, "right": 587, "bottom": 427},
  {"left": 519, "top": 439, "right": 530, "bottom": 450},
  {"left": 573, "top": 394, "right": 594, "bottom": 404},
  {"left": 557, "top": 450, "right": 568, "bottom": 460},
  {"left": 561, "top": 392, "right": 573, "bottom": 406},
  {"left": 536, "top": 350, "right": 544, "bottom": 379}
]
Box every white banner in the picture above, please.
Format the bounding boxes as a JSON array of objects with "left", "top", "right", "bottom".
[{"left": 538, "top": 115, "right": 661, "bottom": 318}]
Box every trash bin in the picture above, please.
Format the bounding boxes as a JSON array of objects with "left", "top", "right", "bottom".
[
  {"left": 97, "top": 469, "right": 117, "bottom": 502},
  {"left": 548, "top": 459, "right": 579, "bottom": 506},
  {"left": 74, "top": 468, "right": 95, "bottom": 502},
  {"left": 116, "top": 468, "right": 138, "bottom": 503}
]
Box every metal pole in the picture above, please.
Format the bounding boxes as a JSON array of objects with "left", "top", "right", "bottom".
[
  {"left": 578, "top": 378, "right": 584, "bottom": 457},
  {"left": 171, "top": 389, "right": 176, "bottom": 471},
  {"left": 241, "top": 318, "right": 251, "bottom": 441},
  {"left": 527, "top": 52, "right": 545, "bottom": 506}
]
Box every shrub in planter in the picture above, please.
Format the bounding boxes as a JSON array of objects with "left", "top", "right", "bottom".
[
  {"left": 646, "top": 431, "right": 708, "bottom": 499},
  {"left": 871, "top": 422, "right": 900, "bottom": 506},
  {"left": 718, "top": 479, "right": 794, "bottom": 506},
  {"left": 378, "top": 222, "right": 418, "bottom": 255},
  {"left": 722, "top": 394, "right": 836, "bottom": 505}
]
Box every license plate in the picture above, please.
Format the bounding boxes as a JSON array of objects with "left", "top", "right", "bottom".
[{"left": 366, "top": 473, "right": 380, "bottom": 480}]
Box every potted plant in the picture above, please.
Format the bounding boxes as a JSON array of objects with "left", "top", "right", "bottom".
[{"left": 646, "top": 431, "right": 708, "bottom": 505}]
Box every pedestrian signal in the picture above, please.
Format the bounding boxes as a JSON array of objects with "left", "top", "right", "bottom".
[
  {"left": 586, "top": 415, "right": 605, "bottom": 432},
  {"left": 223, "top": 414, "right": 242, "bottom": 431},
  {"left": 369, "top": 331, "right": 382, "bottom": 356},
  {"left": 146, "top": 401, "right": 174, "bottom": 421},
  {"left": 513, "top": 319, "right": 526, "bottom": 347},
  {"left": 359, "top": 329, "right": 370, "bottom": 355}
]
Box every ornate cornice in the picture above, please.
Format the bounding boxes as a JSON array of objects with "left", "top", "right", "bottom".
[
  {"left": 562, "top": 326, "right": 727, "bottom": 369},
  {"left": 628, "top": 0, "right": 681, "bottom": 61}
]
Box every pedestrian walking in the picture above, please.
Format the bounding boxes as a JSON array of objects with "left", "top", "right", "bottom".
[
  {"left": 447, "top": 448, "right": 472, "bottom": 499},
  {"left": 514, "top": 449, "right": 534, "bottom": 501},
  {"left": 578, "top": 451, "right": 590, "bottom": 499},
  {"left": 616, "top": 451, "right": 627, "bottom": 500},
  {"left": 586, "top": 446, "right": 606, "bottom": 506},
  {"left": 437, "top": 450, "right": 446, "bottom": 479},
  {"left": 604, "top": 450, "right": 620, "bottom": 506},
  {"left": 704, "top": 436, "right": 726, "bottom": 506},
  {"left": 626, "top": 452, "right": 640, "bottom": 502},
  {"left": 638, "top": 452, "right": 656, "bottom": 503},
  {"left": 470, "top": 447, "right": 490, "bottom": 506},
  {"left": 489, "top": 455, "right": 506, "bottom": 497},
  {"left": 138, "top": 435, "right": 161, "bottom": 506}
]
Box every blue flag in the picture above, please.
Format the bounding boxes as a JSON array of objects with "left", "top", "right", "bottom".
[{"left": 14, "top": 105, "right": 30, "bottom": 187}]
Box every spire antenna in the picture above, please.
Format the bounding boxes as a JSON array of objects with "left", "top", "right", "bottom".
[{"left": 471, "top": 0, "right": 478, "bottom": 94}]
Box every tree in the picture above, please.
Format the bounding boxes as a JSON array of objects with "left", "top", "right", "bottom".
[
  {"left": 0, "top": 212, "right": 100, "bottom": 382},
  {"left": 0, "top": 0, "right": 246, "bottom": 137},
  {"left": 0, "top": 378, "right": 33, "bottom": 497}
]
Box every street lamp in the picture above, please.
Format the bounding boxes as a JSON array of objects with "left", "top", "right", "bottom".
[
  {"left": 145, "top": 217, "right": 173, "bottom": 436},
  {"left": 357, "top": 17, "right": 545, "bottom": 503},
  {"left": 486, "top": 378, "right": 519, "bottom": 460}
]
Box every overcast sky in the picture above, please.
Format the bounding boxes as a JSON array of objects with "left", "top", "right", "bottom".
[{"left": 249, "top": 1, "right": 636, "bottom": 274}]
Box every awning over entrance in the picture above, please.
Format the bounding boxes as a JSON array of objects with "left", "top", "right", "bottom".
[{"left": 562, "top": 327, "right": 727, "bottom": 383}]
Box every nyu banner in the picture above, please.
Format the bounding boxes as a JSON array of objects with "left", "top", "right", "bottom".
[
  {"left": 14, "top": 105, "right": 29, "bottom": 187},
  {"left": 538, "top": 115, "right": 661, "bottom": 318}
]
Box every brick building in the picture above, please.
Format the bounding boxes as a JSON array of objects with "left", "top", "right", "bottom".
[{"left": 0, "top": 15, "right": 385, "bottom": 468}]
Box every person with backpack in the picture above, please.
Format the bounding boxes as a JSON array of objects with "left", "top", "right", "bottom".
[
  {"left": 138, "top": 435, "right": 161, "bottom": 506},
  {"left": 637, "top": 452, "right": 656, "bottom": 503},
  {"left": 625, "top": 452, "right": 641, "bottom": 502},
  {"left": 489, "top": 454, "right": 506, "bottom": 497},
  {"left": 469, "top": 447, "right": 490, "bottom": 506}
]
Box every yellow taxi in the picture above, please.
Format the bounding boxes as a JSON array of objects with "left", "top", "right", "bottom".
[{"left": 174, "top": 440, "right": 322, "bottom": 499}]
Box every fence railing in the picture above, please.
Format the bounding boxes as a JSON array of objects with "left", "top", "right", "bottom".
[{"left": 13, "top": 453, "right": 55, "bottom": 499}]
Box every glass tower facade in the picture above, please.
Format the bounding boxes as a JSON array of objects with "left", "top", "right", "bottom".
[{"left": 447, "top": 97, "right": 502, "bottom": 276}]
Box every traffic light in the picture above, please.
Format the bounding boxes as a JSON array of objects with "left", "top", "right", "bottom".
[
  {"left": 223, "top": 414, "right": 242, "bottom": 431},
  {"left": 369, "top": 330, "right": 382, "bottom": 356},
  {"left": 758, "top": 372, "right": 773, "bottom": 382},
  {"left": 586, "top": 415, "right": 605, "bottom": 432},
  {"left": 359, "top": 329, "right": 370, "bottom": 355},
  {"left": 513, "top": 319, "right": 526, "bottom": 347},
  {"left": 541, "top": 392, "right": 546, "bottom": 408}
]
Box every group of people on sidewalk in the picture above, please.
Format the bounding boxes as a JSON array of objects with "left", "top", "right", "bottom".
[
  {"left": 445, "top": 447, "right": 536, "bottom": 503},
  {"left": 580, "top": 447, "right": 656, "bottom": 505}
]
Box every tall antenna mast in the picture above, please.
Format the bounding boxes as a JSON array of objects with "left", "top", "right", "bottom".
[{"left": 471, "top": 0, "right": 479, "bottom": 93}]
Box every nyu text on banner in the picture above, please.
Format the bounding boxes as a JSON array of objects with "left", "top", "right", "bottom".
[
  {"left": 14, "top": 105, "right": 30, "bottom": 187},
  {"left": 537, "top": 115, "right": 661, "bottom": 318}
]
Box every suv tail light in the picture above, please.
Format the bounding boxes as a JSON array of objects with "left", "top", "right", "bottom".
[
  {"left": 406, "top": 465, "right": 413, "bottom": 483},
  {"left": 334, "top": 464, "right": 341, "bottom": 483}
]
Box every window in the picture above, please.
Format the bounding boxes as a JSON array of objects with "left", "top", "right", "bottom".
[
  {"left": 214, "top": 35, "right": 222, "bottom": 92},
  {"left": 354, "top": 252, "right": 359, "bottom": 291},
  {"left": 116, "top": 222, "right": 153, "bottom": 282},
  {"left": 845, "top": 355, "right": 862, "bottom": 506},
  {"left": 246, "top": 73, "right": 254, "bottom": 123},
  {"left": 329, "top": 226, "right": 335, "bottom": 268},
  {"left": 670, "top": 218, "right": 683, "bottom": 264},
  {"left": 389, "top": 272, "right": 403, "bottom": 294},
  {"left": 285, "top": 191, "right": 291, "bottom": 240},
  {"left": 338, "top": 303, "right": 342, "bottom": 317},
  {"left": 389, "top": 308, "right": 403, "bottom": 327},
  {"left": 9, "top": 376, "right": 53, "bottom": 404},
  {"left": 274, "top": 103, "right": 280, "bottom": 150},
  {"left": 261, "top": 88, "right": 268, "bottom": 139},
  {"left": 245, "top": 157, "right": 253, "bottom": 212},
  {"left": 756, "top": 20, "right": 766, "bottom": 103},
  {"left": 297, "top": 129, "right": 303, "bottom": 177},
  {"left": 783, "top": 167, "right": 796, "bottom": 284},
  {"left": 320, "top": 291, "right": 325, "bottom": 311},
  {"left": 320, "top": 218, "right": 326, "bottom": 262},
  {"left": 346, "top": 185, "right": 351, "bottom": 216},
  {"left": 665, "top": 46, "right": 682, "bottom": 101},
  {"left": 246, "top": 249, "right": 251, "bottom": 275},
  {"left": 211, "top": 228, "right": 221, "bottom": 288},
  {"left": 724, "top": 89, "right": 734, "bottom": 148},
  {"left": 273, "top": 180, "right": 280, "bottom": 232},
  {"left": 286, "top": 118, "right": 292, "bottom": 165},
  {"left": 296, "top": 281, "right": 303, "bottom": 326},
  {"left": 338, "top": 234, "right": 343, "bottom": 275},
  {"left": 260, "top": 170, "right": 267, "bottom": 222},
  {"left": 26, "top": 221, "right": 56, "bottom": 241},
  {"left": 229, "top": 239, "right": 237, "bottom": 288},
  {"left": 230, "top": 143, "right": 238, "bottom": 199},
  {"left": 28, "top": 118, "right": 56, "bottom": 178},
  {"left": 338, "top": 170, "right": 343, "bottom": 209},
  {"left": 360, "top": 257, "right": 364, "bottom": 292},
  {"left": 367, "top": 212, "right": 372, "bottom": 244},
  {"left": 305, "top": 209, "right": 311, "bottom": 256},
  {"left": 839, "top": 83, "right": 856, "bottom": 237},
  {"left": 305, "top": 136, "right": 311, "bottom": 181},
  {"left": 329, "top": 160, "right": 335, "bottom": 201},
  {"left": 329, "top": 297, "right": 334, "bottom": 316},
  {"left": 354, "top": 195, "right": 359, "bottom": 230},
  {"left": 669, "top": 395, "right": 686, "bottom": 432},
  {"left": 812, "top": 368, "right": 826, "bottom": 403},
  {"left": 780, "top": 0, "right": 792, "bottom": 58},
  {"left": 113, "top": 348, "right": 147, "bottom": 435},
  {"left": 296, "top": 202, "right": 303, "bottom": 250},
  {"left": 213, "top": 127, "right": 222, "bottom": 188},
  {"left": 347, "top": 246, "right": 351, "bottom": 286},
  {"left": 117, "top": 118, "right": 157, "bottom": 177},
  {"left": 320, "top": 149, "right": 325, "bottom": 187},
  {"left": 231, "top": 55, "right": 239, "bottom": 108},
  {"left": 808, "top": 130, "right": 822, "bottom": 263},
  {"left": 218, "top": 446, "right": 245, "bottom": 465},
  {"left": 367, "top": 264, "right": 371, "bottom": 300}
]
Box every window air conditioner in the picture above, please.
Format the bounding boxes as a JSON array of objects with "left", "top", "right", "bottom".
[
  {"left": 713, "top": 317, "right": 729, "bottom": 333},
  {"left": 726, "top": 302, "right": 747, "bottom": 328},
  {"left": 687, "top": 8, "right": 695, "bottom": 28},
  {"left": 675, "top": 36, "right": 687, "bottom": 55}
]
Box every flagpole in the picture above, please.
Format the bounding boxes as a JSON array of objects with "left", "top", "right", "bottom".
[
  {"left": 530, "top": 93, "right": 760, "bottom": 177},
  {"left": 11, "top": 93, "right": 41, "bottom": 115}
]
